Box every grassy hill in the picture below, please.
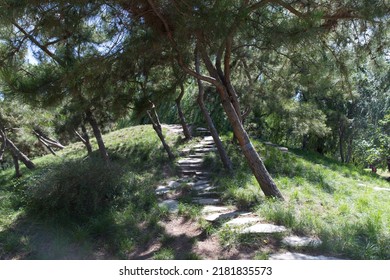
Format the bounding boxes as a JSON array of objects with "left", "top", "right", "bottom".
[{"left": 0, "top": 125, "right": 389, "bottom": 259}]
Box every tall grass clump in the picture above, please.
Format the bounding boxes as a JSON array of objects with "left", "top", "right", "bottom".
[{"left": 23, "top": 159, "right": 127, "bottom": 219}]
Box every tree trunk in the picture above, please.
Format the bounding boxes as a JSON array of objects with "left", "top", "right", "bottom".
[
  {"left": 215, "top": 84, "right": 284, "bottom": 199},
  {"left": 74, "top": 124, "right": 93, "bottom": 155},
  {"left": 339, "top": 125, "right": 345, "bottom": 163},
  {"left": 34, "top": 131, "right": 57, "bottom": 156},
  {"left": 33, "top": 129, "right": 65, "bottom": 150},
  {"left": 387, "top": 157, "right": 390, "bottom": 172},
  {"left": 5, "top": 137, "right": 35, "bottom": 169},
  {"left": 302, "top": 134, "right": 309, "bottom": 150},
  {"left": 346, "top": 136, "right": 353, "bottom": 163},
  {"left": 197, "top": 46, "right": 283, "bottom": 199},
  {"left": 11, "top": 152, "right": 21, "bottom": 178},
  {"left": 0, "top": 129, "right": 6, "bottom": 162},
  {"left": 85, "top": 109, "right": 110, "bottom": 163},
  {"left": 147, "top": 104, "right": 175, "bottom": 161},
  {"left": 176, "top": 83, "right": 192, "bottom": 140},
  {"left": 195, "top": 52, "right": 233, "bottom": 171}
]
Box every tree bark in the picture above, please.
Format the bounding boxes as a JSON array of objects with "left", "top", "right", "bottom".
[
  {"left": 11, "top": 152, "right": 21, "bottom": 178},
  {"left": 215, "top": 83, "right": 284, "bottom": 199},
  {"left": 195, "top": 51, "right": 233, "bottom": 171},
  {"left": 33, "top": 131, "right": 57, "bottom": 156},
  {"left": 176, "top": 82, "right": 192, "bottom": 140},
  {"left": 147, "top": 104, "right": 175, "bottom": 161},
  {"left": 5, "top": 137, "right": 35, "bottom": 170},
  {"left": 338, "top": 124, "right": 345, "bottom": 163},
  {"left": 74, "top": 124, "right": 93, "bottom": 155},
  {"left": 33, "top": 129, "right": 65, "bottom": 149},
  {"left": 196, "top": 43, "right": 283, "bottom": 199},
  {"left": 387, "top": 157, "right": 390, "bottom": 172},
  {"left": 0, "top": 129, "right": 6, "bottom": 162},
  {"left": 85, "top": 109, "right": 110, "bottom": 163}
]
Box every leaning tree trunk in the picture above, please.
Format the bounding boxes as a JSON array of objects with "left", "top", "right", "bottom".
[
  {"left": 196, "top": 46, "right": 283, "bottom": 199},
  {"left": 195, "top": 52, "right": 233, "bottom": 171},
  {"left": 0, "top": 129, "right": 6, "bottom": 162},
  {"left": 147, "top": 103, "right": 175, "bottom": 161},
  {"left": 11, "top": 152, "right": 21, "bottom": 178},
  {"left": 85, "top": 109, "right": 110, "bottom": 163},
  {"left": 215, "top": 84, "right": 284, "bottom": 199},
  {"left": 338, "top": 125, "right": 345, "bottom": 164},
  {"left": 5, "top": 137, "right": 35, "bottom": 170},
  {"left": 74, "top": 124, "right": 93, "bottom": 155},
  {"left": 176, "top": 82, "right": 192, "bottom": 140}
]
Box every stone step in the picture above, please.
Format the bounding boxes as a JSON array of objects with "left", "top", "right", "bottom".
[
  {"left": 224, "top": 216, "right": 261, "bottom": 227},
  {"left": 281, "top": 236, "right": 322, "bottom": 248},
  {"left": 203, "top": 136, "right": 214, "bottom": 141},
  {"left": 196, "top": 191, "right": 221, "bottom": 198},
  {"left": 241, "top": 223, "right": 287, "bottom": 234},
  {"left": 178, "top": 158, "right": 204, "bottom": 164},
  {"left": 204, "top": 211, "right": 245, "bottom": 222},
  {"left": 201, "top": 205, "right": 235, "bottom": 214},
  {"left": 194, "top": 148, "right": 217, "bottom": 153},
  {"left": 374, "top": 187, "right": 390, "bottom": 192},
  {"left": 269, "top": 252, "right": 341, "bottom": 260},
  {"left": 155, "top": 186, "right": 171, "bottom": 195},
  {"left": 193, "top": 144, "right": 215, "bottom": 149},
  {"left": 158, "top": 199, "right": 179, "bottom": 213},
  {"left": 192, "top": 197, "right": 221, "bottom": 205},
  {"left": 179, "top": 166, "right": 204, "bottom": 172},
  {"left": 189, "top": 154, "right": 205, "bottom": 158}
]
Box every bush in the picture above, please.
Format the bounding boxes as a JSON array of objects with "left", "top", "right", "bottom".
[{"left": 24, "top": 159, "right": 127, "bottom": 219}]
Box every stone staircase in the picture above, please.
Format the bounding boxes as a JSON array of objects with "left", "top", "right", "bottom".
[{"left": 156, "top": 130, "right": 338, "bottom": 260}]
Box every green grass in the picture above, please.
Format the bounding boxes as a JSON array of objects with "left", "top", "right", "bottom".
[
  {"left": 0, "top": 125, "right": 179, "bottom": 259},
  {"left": 213, "top": 139, "right": 390, "bottom": 259},
  {"left": 1, "top": 125, "right": 389, "bottom": 259}
]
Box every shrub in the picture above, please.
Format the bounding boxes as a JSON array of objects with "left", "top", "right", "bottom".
[{"left": 24, "top": 159, "right": 127, "bottom": 219}]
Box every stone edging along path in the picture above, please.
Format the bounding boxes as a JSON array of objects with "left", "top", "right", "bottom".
[{"left": 156, "top": 130, "right": 340, "bottom": 260}]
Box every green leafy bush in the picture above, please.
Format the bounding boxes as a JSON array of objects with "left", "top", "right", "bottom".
[{"left": 24, "top": 159, "right": 127, "bottom": 219}]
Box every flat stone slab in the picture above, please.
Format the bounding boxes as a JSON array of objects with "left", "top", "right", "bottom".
[
  {"left": 192, "top": 197, "right": 221, "bottom": 205},
  {"left": 193, "top": 185, "right": 216, "bottom": 192},
  {"left": 278, "top": 147, "right": 288, "bottom": 153},
  {"left": 178, "top": 158, "right": 204, "bottom": 164},
  {"left": 224, "top": 217, "right": 261, "bottom": 226},
  {"left": 189, "top": 154, "right": 204, "bottom": 158},
  {"left": 282, "top": 236, "right": 322, "bottom": 247},
  {"left": 201, "top": 205, "right": 233, "bottom": 214},
  {"left": 204, "top": 211, "right": 245, "bottom": 222},
  {"left": 241, "top": 223, "right": 287, "bottom": 234},
  {"left": 167, "top": 180, "right": 180, "bottom": 188},
  {"left": 194, "top": 148, "right": 217, "bottom": 153},
  {"left": 158, "top": 199, "right": 179, "bottom": 213},
  {"left": 269, "top": 252, "right": 341, "bottom": 260},
  {"left": 155, "top": 186, "right": 171, "bottom": 195},
  {"left": 203, "top": 136, "right": 214, "bottom": 141},
  {"left": 374, "top": 187, "right": 390, "bottom": 192}
]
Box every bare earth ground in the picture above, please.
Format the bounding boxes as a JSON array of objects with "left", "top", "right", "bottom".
[{"left": 127, "top": 216, "right": 278, "bottom": 260}]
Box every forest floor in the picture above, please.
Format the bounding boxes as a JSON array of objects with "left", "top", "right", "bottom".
[{"left": 0, "top": 125, "right": 389, "bottom": 260}]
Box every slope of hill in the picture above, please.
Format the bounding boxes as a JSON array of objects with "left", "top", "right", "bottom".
[{"left": 0, "top": 125, "right": 389, "bottom": 259}]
